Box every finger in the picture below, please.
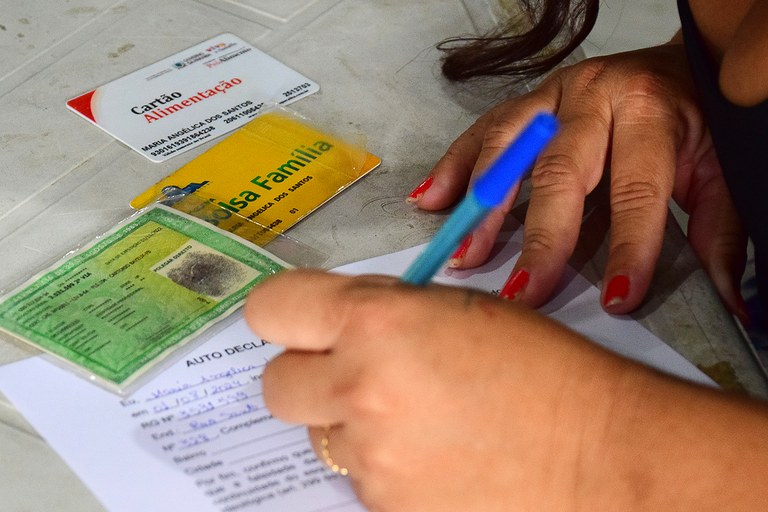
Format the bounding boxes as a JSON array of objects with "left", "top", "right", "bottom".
[
  {"left": 414, "top": 95, "right": 555, "bottom": 211},
  {"left": 307, "top": 424, "right": 325, "bottom": 457},
  {"left": 262, "top": 350, "right": 341, "bottom": 424},
  {"left": 601, "top": 90, "right": 679, "bottom": 313},
  {"left": 448, "top": 183, "right": 521, "bottom": 269},
  {"left": 244, "top": 269, "right": 397, "bottom": 351},
  {"left": 689, "top": 204, "right": 748, "bottom": 324},
  {"left": 505, "top": 91, "right": 612, "bottom": 305},
  {"left": 409, "top": 114, "right": 488, "bottom": 210},
  {"left": 444, "top": 94, "right": 562, "bottom": 268},
  {"left": 681, "top": 150, "right": 749, "bottom": 323},
  {"left": 309, "top": 424, "right": 356, "bottom": 478}
]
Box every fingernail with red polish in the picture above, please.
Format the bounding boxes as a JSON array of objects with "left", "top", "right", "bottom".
[
  {"left": 735, "top": 295, "right": 751, "bottom": 328},
  {"left": 448, "top": 235, "right": 472, "bottom": 267},
  {"left": 603, "top": 275, "right": 630, "bottom": 308},
  {"left": 407, "top": 176, "right": 434, "bottom": 202},
  {"left": 500, "top": 269, "right": 529, "bottom": 300}
]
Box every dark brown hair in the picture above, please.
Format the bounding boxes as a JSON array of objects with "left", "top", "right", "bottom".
[{"left": 439, "top": 0, "right": 599, "bottom": 82}]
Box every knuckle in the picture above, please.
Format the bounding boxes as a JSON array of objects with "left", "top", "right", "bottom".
[
  {"left": 481, "top": 109, "right": 549, "bottom": 152},
  {"left": 610, "top": 177, "right": 668, "bottom": 217},
  {"left": 712, "top": 231, "right": 746, "bottom": 257},
  {"left": 701, "top": 225, "right": 746, "bottom": 268},
  {"left": 609, "top": 239, "right": 646, "bottom": 262},
  {"left": 523, "top": 226, "right": 559, "bottom": 254},
  {"left": 481, "top": 124, "right": 519, "bottom": 152},
  {"left": 329, "top": 286, "right": 412, "bottom": 416},
  {"left": 695, "top": 163, "right": 731, "bottom": 201},
  {"left": 529, "top": 153, "right": 585, "bottom": 196},
  {"left": 335, "top": 278, "right": 396, "bottom": 329},
  {"left": 440, "top": 144, "right": 465, "bottom": 164},
  {"left": 621, "top": 71, "right": 668, "bottom": 98},
  {"left": 566, "top": 58, "right": 611, "bottom": 89},
  {"left": 615, "top": 75, "right": 675, "bottom": 121},
  {"left": 330, "top": 363, "right": 399, "bottom": 419},
  {"left": 539, "top": 57, "right": 614, "bottom": 99},
  {"left": 341, "top": 285, "right": 413, "bottom": 340}
]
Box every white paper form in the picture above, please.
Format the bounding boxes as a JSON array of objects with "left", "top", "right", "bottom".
[
  {"left": 335, "top": 227, "right": 713, "bottom": 386},
  {"left": 0, "top": 318, "right": 362, "bottom": 512},
  {"left": 0, "top": 226, "right": 712, "bottom": 512}
]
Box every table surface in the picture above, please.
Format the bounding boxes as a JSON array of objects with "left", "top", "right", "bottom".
[{"left": 1, "top": 1, "right": 766, "bottom": 510}]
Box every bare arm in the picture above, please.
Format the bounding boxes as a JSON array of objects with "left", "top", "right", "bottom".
[{"left": 246, "top": 270, "right": 768, "bottom": 511}]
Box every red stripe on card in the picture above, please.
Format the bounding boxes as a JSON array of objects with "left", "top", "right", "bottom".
[{"left": 67, "top": 90, "right": 98, "bottom": 123}]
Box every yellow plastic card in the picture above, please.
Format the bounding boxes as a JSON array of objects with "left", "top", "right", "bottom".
[{"left": 131, "top": 110, "right": 381, "bottom": 245}]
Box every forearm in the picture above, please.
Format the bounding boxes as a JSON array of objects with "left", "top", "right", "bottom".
[
  {"left": 581, "top": 364, "right": 768, "bottom": 510},
  {"left": 687, "top": 0, "right": 768, "bottom": 105}
]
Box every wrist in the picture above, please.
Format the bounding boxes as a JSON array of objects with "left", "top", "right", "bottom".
[
  {"left": 574, "top": 363, "right": 768, "bottom": 510},
  {"left": 572, "top": 363, "right": 670, "bottom": 509},
  {"left": 557, "top": 355, "right": 659, "bottom": 509},
  {"left": 537, "top": 345, "right": 649, "bottom": 509}
]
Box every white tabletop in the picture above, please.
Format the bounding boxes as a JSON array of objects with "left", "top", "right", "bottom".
[{"left": 0, "top": 1, "right": 764, "bottom": 510}]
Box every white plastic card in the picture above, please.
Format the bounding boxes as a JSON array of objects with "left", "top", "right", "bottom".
[{"left": 66, "top": 33, "right": 319, "bottom": 162}]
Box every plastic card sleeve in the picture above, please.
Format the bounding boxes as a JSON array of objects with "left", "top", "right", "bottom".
[
  {"left": 156, "top": 188, "right": 329, "bottom": 269},
  {"left": 130, "top": 104, "right": 381, "bottom": 245},
  {"left": 0, "top": 204, "right": 302, "bottom": 395}
]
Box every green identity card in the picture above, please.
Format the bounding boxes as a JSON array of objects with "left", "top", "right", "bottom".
[{"left": 0, "top": 205, "right": 289, "bottom": 392}]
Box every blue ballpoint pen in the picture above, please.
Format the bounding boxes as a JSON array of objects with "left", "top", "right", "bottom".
[{"left": 401, "top": 112, "right": 558, "bottom": 285}]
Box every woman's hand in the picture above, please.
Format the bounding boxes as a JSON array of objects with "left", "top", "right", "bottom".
[
  {"left": 245, "top": 269, "right": 768, "bottom": 511},
  {"left": 409, "top": 44, "right": 746, "bottom": 318},
  {"left": 246, "top": 269, "right": 645, "bottom": 510}
]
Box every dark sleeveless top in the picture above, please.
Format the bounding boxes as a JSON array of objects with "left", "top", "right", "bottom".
[{"left": 678, "top": 0, "right": 768, "bottom": 317}]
